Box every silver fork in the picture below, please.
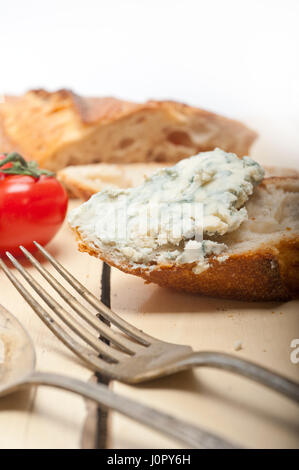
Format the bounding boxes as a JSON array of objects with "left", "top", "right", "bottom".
[
  {"left": 0, "top": 302, "right": 237, "bottom": 449},
  {"left": 1, "top": 242, "right": 299, "bottom": 404}
]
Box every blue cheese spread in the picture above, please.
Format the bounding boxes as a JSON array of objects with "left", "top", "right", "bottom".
[{"left": 69, "top": 149, "right": 264, "bottom": 273}]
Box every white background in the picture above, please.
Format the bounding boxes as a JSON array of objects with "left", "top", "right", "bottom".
[{"left": 1, "top": 0, "right": 298, "bottom": 166}]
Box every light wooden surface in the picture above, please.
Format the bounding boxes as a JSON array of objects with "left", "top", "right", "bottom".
[{"left": 0, "top": 174, "right": 299, "bottom": 449}]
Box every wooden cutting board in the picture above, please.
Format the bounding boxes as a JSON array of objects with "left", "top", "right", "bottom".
[{"left": 0, "top": 190, "right": 298, "bottom": 449}]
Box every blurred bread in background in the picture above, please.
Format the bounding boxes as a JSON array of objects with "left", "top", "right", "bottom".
[{"left": 0, "top": 89, "right": 257, "bottom": 171}]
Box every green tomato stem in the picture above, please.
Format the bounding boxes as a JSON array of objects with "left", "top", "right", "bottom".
[{"left": 0, "top": 152, "right": 55, "bottom": 178}]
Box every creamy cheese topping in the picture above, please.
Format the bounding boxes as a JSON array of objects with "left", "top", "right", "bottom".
[{"left": 69, "top": 149, "right": 265, "bottom": 273}]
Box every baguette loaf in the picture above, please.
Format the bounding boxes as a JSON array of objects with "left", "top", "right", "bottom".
[
  {"left": 71, "top": 175, "right": 299, "bottom": 301},
  {"left": 0, "top": 89, "right": 257, "bottom": 171}
]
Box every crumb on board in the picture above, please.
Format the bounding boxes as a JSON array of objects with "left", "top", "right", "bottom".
[{"left": 234, "top": 340, "right": 243, "bottom": 351}]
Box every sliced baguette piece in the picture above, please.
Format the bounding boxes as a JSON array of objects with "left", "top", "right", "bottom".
[
  {"left": 58, "top": 162, "right": 299, "bottom": 200},
  {"left": 0, "top": 89, "right": 257, "bottom": 171},
  {"left": 58, "top": 163, "right": 167, "bottom": 199},
  {"left": 72, "top": 176, "right": 299, "bottom": 301}
]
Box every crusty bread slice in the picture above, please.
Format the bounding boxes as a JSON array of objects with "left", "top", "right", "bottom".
[
  {"left": 58, "top": 162, "right": 298, "bottom": 200},
  {"left": 0, "top": 89, "right": 257, "bottom": 171},
  {"left": 58, "top": 163, "right": 167, "bottom": 199},
  {"left": 72, "top": 177, "right": 299, "bottom": 301}
]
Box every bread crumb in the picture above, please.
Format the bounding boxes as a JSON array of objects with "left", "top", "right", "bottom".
[{"left": 234, "top": 340, "right": 243, "bottom": 351}]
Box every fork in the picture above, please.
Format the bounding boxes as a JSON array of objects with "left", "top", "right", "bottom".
[
  {"left": 1, "top": 242, "right": 299, "bottom": 404},
  {"left": 0, "top": 302, "right": 237, "bottom": 449}
]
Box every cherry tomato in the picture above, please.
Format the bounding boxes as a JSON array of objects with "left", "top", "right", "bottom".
[{"left": 0, "top": 154, "right": 68, "bottom": 256}]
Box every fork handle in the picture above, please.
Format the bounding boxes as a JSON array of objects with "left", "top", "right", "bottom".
[
  {"left": 19, "top": 371, "right": 239, "bottom": 449},
  {"left": 177, "top": 351, "right": 299, "bottom": 403}
]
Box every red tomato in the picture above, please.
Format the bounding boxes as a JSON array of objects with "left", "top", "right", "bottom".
[{"left": 0, "top": 156, "right": 68, "bottom": 256}]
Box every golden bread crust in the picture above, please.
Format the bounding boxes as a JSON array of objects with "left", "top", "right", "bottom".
[
  {"left": 0, "top": 89, "right": 257, "bottom": 170},
  {"left": 74, "top": 231, "right": 299, "bottom": 301}
]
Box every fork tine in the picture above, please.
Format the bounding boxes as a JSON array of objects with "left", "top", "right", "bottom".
[
  {"left": 19, "top": 246, "right": 136, "bottom": 355},
  {"left": 0, "top": 257, "right": 113, "bottom": 371},
  {"left": 4, "top": 252, "right": 125, "bottom": 363},
  {"left": 33, "top": 241, "right": 152, "bottom": 346}
]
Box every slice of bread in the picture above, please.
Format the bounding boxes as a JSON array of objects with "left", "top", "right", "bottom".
[
  {"left": 72, "top": 176, "right": 299, "bottom": 301},
  {"left": 58, "top": 163, "right": 167, "bottom": 199},
  {"left": 58, "top": 163, "right": 298, "bottom": 200},
  {"left": 0, "top": 89, "right": 257, "bottom": 171}
]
